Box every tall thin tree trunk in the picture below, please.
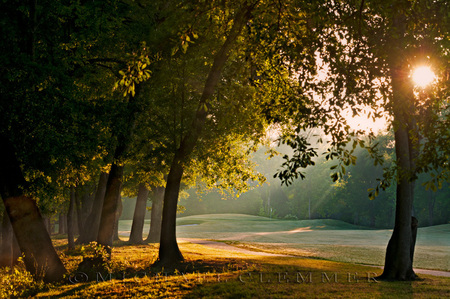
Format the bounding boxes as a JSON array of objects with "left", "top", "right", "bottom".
[
  {"left": 129, "top": 184, "right": 149, "bottom": 244},
  {"left": 43, "top": 216, "right": 51, "bottom": 235},
  {"left": 157, "top": 3, "right": 255, "bottom": 265},
  {"left": 58, "top": 213, "right": 66, "bottom": 235},
  {"left": 0, "top": 134, "right": 66, "bottom": 282},
  {"left": 77, "top": 172, "right": 108, "bottom": 244},
  {"left": 97, "top": 161, "right": 124, "bottom": 248},
  {"left": 67, "top": 188, "right": 76, "bottom": 250},
  {"left": 147, "top": 186, "right": 164, "bottom": 243},
  {"left": 113, "top": 196, "right": 123, "bottom": 242},
  {"left": 97, "top": 89, "right": 140, "bottom": 250},
  {"left": 75, "top": 185, "right": 95, "bottom": 236}
]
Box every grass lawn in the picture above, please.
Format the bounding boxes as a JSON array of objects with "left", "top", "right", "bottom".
[
  {"left": 5, "top": 240, "right": 449, "bottom": 298},
  {"left": 120, "top": 214, "right": 450, "bottom": 271},
  {"left": 1, "top": 214, "right": 448, "bottom": 298}
]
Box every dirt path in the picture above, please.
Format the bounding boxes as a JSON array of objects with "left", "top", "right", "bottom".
[{"left": 179, "top": 238, "right": 450, "bottom": 278}]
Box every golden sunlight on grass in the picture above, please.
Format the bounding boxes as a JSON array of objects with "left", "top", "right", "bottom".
[
  {"left": 412, "top": 66, "right": 436, "bottom": 88},
  {"left": 3, "top": 238, "right": 448, "bottom": 298}
]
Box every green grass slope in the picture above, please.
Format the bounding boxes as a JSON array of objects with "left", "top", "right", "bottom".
[{"left": 119, "top": 213, "right": 449, "bottom": 271}]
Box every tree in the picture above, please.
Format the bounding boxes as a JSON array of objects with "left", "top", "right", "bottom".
[
  {"left": 0, "top": 135, "right": 67, "bottom": 282},
  {"left": 157, "top": 1, "right": 259, "bottom": 265},
  {"left": 76, "top": 172, "right": 109, "bottom": 244},
  {"left": 147, "top": 186, "right": 165, "bottom": 243},
  {"left": 128, "top": 184, "right": 150, "bottom": 244},
  {"left": 0, "top": 0, "right": 137, "bottom": 276},
  {"left": 272, "top": 0, "right": 449, "bottom": 281},
  {"left": 0, "top": 202, "right": 20, "bottom": 268}
]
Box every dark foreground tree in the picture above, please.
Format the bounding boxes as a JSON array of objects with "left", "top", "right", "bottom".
[
  {"left": 0, "top": 135, "right": 66, "bottom": 282},
  {"left": 0, "top": 209, "right": 20, "bottom": 268}
]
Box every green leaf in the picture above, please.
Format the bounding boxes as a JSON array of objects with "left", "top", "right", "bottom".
[{"left": 331, "top": 173, "right": 338, "bottom": 182}]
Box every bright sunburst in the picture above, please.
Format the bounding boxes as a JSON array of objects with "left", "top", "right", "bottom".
[{"left": 412, "top": 66, "right": 435, "bottom": 88}]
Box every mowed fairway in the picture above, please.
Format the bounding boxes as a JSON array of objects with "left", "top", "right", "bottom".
[{"left": 119, "top": 214, "right": 450, "bottom": 271}]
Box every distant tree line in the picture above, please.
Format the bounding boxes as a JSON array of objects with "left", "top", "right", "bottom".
[{"left": 180, "top": 133, "right": 450, "bottom": 229}]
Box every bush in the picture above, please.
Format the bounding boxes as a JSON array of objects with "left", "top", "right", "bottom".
[
  {"left": 283, "top": 214, "right": 298, "bottom": 220},
  {"left": 0, "top": 265, "right": 45, "bottom": 298},
  {"left": 76, "top": 242, "right": 112, "bottom": 277}
]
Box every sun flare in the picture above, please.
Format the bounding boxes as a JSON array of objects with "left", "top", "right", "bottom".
[{"left": 412, "top": 66, "right": 435, "bottom": 88}]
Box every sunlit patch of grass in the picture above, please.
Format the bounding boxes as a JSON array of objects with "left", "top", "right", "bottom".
[
  {"left": 15, "top": 237, "right": 449, "bottom": 298},
  {"left": 225, "top": 242, "right": 449, "bottom": 271}
]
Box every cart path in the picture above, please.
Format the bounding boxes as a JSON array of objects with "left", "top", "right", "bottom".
[{"left": 178, "top": 238, "right": 450, "bottom": 278}]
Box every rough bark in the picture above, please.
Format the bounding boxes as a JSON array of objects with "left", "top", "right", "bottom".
[
  {"left": 0, "top": 134, "right": 66, "bottom": 282},
  {"left": 76, "top": 172, "right": 108, "bottom": 244},
  {"left": 147, "top": 186, "right": 164, "bottom": 243},
  {"left": 129, "top": 184, "right": 150, "bottom": 244},
  {"left": 157, "top": 3, "right": 255, "bottom": 265}
]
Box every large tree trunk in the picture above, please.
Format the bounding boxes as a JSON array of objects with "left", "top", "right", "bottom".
[
  {"left": 129, "top": 184, "right": 150, "bottom": 244},
  {"left": 77, "top": 172, "right": 108, "bottom": 244},
  {"left": 147, "top": 186, "right": 164, "bottom": 243},
  {"left": 379, "top": 11, "right": 418, "bottom": 280},
  {"left": 157, "top": 3, "right": 255, "bottom": 265},
  {"left": 0, "top": 134, "right": 66, "bottom": 282},
  {"left": 1, "top": 213, "right": 21, "bottom": 268},
  {"left": 0, "top": 212, "right": 14, "bottom": 268}
]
